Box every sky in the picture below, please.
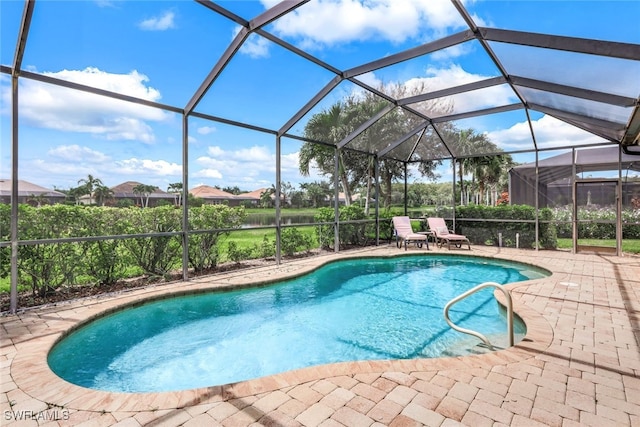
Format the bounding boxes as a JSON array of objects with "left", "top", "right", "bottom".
[{"left": 1, "top": 0, "right": 639, "bottom": 193}]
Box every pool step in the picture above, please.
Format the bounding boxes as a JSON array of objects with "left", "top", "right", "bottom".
[{"left": 441, "top": 333, "right": 526, "bottom": 357}]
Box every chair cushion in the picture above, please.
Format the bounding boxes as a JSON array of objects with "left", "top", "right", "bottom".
[{"left": 436, "top": 226, "right": 449, "bottom": 235}]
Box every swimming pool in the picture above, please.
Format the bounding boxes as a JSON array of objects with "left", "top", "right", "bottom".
[{"left": 48, "top": 255, "right": 548, "bottom": 393}]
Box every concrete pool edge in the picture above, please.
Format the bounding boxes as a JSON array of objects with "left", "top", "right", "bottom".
[{"left": 9, "top": 247, "right": 556, "bottom": 413}]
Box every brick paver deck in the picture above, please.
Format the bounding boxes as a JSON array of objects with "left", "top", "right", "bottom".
[{"left": 1, "top": 246, "right": 639, "bottom": 426}]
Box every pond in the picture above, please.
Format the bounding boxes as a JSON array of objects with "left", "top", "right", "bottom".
[{"left": 244, "top": 212, "right": 316, "bottom": 227}]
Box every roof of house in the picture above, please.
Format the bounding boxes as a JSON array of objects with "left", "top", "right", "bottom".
[
  {"left": 189, "top": 185, "right": 236, "bottom": 199},
  {"left": 236, "top": 188, "right": 269, "bottom": 200},
  {"left": 0, "top": 179, "right": 66, "bottom": 197},
  {"left": 110, "top": 181, "right": 172, "bottom": 198}
]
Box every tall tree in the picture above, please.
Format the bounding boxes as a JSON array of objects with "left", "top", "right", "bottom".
[
  {"left": 222, "top": 185, "right": 241, "bottom": 195},
  {"left": 132, "top": 184, "right": 157, "bottom": 208},
  {"left": 259, "top": 188, "right": 274, "bottom": 208},
  {"left": 300, "top": 102, "right": 356, "bottom": 205},
  {"left": 93, "top": 185, "right": 114, "bottom": 206},
  {"left": 167, "top": 182, "right": 183, "bottom": 206},
  {"left": 445, "top": 128, "right": 492, "bottom": 205},
  {"left": 472, "top": 154, "right": 513, "bottom": 205},
  {"left": 300, "top": 181, "right": 331, "bottom": 208},
  {"left": 77, "top": 174, "right": 104, "bottom": 205},
  {"left": 271, "top": 181, "right": 294, "bottom": 206}
]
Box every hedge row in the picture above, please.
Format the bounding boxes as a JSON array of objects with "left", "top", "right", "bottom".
[
  {"left": 551, "top": 206, "right": 640, "bottom": 239},
  {"left": 0, "top": 204, "right": 246, "bottom": 296},
  {"left": 454, "top": 205, "right": 557, "bottom": 249},
  {"left": 2, "top": 203, "right": 636, "bottom": 298}
]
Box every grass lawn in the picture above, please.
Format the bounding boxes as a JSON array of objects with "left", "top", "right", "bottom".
[{"left": 557, "top": 238, "right": 640, "bottom": 254}]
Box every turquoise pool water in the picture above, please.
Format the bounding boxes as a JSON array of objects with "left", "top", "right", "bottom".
[{"left": 48, "top": 255, "right": 548, "bottom": 392}]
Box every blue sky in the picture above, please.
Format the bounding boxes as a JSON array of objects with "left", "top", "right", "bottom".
[{"left": 1, "top": 0, "right": 639, "bottom": 192}]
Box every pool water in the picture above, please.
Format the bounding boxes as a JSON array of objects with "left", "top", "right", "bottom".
[{"left": 48, "top": 255, "right": 548, "bottom": 392}]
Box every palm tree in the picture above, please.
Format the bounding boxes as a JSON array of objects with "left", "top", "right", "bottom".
[
  {"left": 300, "top": 181, "right": 331, "bottom": 208},
  {"left": 93, "top": 185, "right": 114, "bottom": 206},
  {"left": 449, "top": 129, "right": 492, "bottom": 205},
  {"left": 167, "top": 182, "right": 183, "bottom": 206},
  {"left": 26, "top": 193, "right": 47, "bottom": 207},
  {"left": 132, "top": 184, "right": 157, "bottom": 208},
  {"left": 300, "top": 102, "right": 356, "bottom": 205},
  {"left": 77, "top": 174, "right": 104, "bottom": 205},
  {"left": 260, "top": 188, "right": 274, "bottom": 208},
  {"left": 472, "top": 154, "right": 513, "bottom": 205}
]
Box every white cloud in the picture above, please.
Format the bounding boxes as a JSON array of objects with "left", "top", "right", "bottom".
[
  {"left": 267, "top": 0, "right": 463, "bottom": 46},
  {"left": 355, "top": 72, "right": 383, "bottom": 88},
  {"left": 242, "top": 0, "right": 465, "bottom": 56},
  {"left": 139, "top": 11, "right": 176, "bottom": 31},
  {"left": 194, "top": 144, "right": 323, "bottom": 188},
  {"left": 206, "top": 146, "right": 225, "bottom": 157},
  {"left": 410, "top": 64, "right": 480, "bottom": 92},
  {"left": 52, "top": 67, "right": 161, "bottom": 100},
  {"left": 48, "top": 145, "right": 111, "bottom": 163},
  {"left": 194, "top": 168, "right": 223, "bottom": 179},
  {"left": 6, "top": 67, "right": 167, "bottom": 143},
  {"left": 487, "top": 114, "right": 606, "bottom": 151},
  {"left": 233, "top": 28, "right": 271, "bottom": 59},
  {"left": 430, "top": 43, "right": 474, "bottom": 61},
  {"left": 23, "top": 145, "right": 182, "bottom": 188},
  {"left": 114, "top": 158, "right": 182, "bottom": 176},
  {"left": 197, "top": 125, "right": 217, "bottom": 135},
  {"left": 95, "top": 1, "right": 118, "bottom": 8},
  {"left": 361, "top": 65, "right": 515, "bottom": 116}
]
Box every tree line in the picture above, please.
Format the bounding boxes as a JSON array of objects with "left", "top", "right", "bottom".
[{"left": 298, "top": 82, "right": 515, "bottom": 213}]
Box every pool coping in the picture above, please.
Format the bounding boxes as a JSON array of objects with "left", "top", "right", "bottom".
[{"left": 8, "top": 247, "right": 556, "bottom": 413}]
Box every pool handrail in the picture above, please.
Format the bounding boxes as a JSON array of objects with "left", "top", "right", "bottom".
[{"left": 443, "top": 281, "right": 514, "bottom": 350}]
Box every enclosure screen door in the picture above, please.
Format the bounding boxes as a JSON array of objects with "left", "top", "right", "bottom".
[{"left": 573, "top": 179, "right": 620, "bottom": 255}]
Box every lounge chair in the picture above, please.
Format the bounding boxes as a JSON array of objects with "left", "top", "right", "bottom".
[
  {"left": 392, "top": 216, "right": 429, "bottom": 251},
  {"left": 426, "top": 217, "right": 470, "bottom": 250}
]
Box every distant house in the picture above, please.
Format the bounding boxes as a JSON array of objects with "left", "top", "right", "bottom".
[
  {"left": 189, "top": 185, "right": 237, "bottom": 205},
  {"left": 0, "top": 179, "right": 66, "bottom": 205},
  {"left": 327, "top": 192, "right": 360, "bottom": 206},
  {"left": 236, "top": 188, "right": 268, "bottom": 206},
  {"left": 79, "top": 181, "right": 175, "bottom": 207},
  {"left": 111, "top": 181, "right": 175, "bottom": 207}
]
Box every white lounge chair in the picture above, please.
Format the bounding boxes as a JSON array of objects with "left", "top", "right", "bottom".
[
  {"left": 392, "top": 216, "right": 428, "bottom": 251},
  {"left": 427, "top": 217, "right": 470, "bottom": 250}
]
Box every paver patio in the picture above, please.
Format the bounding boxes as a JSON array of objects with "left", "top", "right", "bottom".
[{"left": 1, "top": 245, "right": 639, "bottom": 426}]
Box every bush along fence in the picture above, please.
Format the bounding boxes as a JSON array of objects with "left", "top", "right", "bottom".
[
  {"left": 314, "top": 205, "right": 382, "bottom": 250},
  {"left": 454, "top": 205, "right": 558, "bottom": 249},
  {"left": 0, "top": 204, "right": 374, "bottom": 300},
  {"left": 551, "top": 205, "right": 640, "bottom": 239},
  {"left": 2, "top": 203, "right": 637, "bottom": 301},
  {"left": 0, "top": 204, "right": 246, "bottom": 298}
]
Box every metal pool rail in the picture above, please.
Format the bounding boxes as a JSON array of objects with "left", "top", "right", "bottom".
[{"left": 444, "top": 281, "right": 514, "bottom": 350}]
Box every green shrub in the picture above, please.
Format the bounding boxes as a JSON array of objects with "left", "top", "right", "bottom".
[
  {"left": 551, "top": 205, "right": 640, "bottom": 239},
  {"left": 188, "top": 205, "right": 246, "bottom": 272},
  {"left": 0, "top": 204, "right": 10, "bottom": 279},
  {"left": 314, "top": 205, "right": 369, "bottom": 250},
  {"left": 377, "top": 210, "right": 395, "bottom": 241},
  {"left": 14, "top": 205, "right": 85, "bottom": 296},
  {"left": 78, "top": 207, "right": 130, "bottom": 286},
  {"left": 118, "top": 206, "right": 182, "bottom": 277},
  {"left": 281, "top": 227, "right": 313, "bottom": 256},
  {"left": 227, "top": 241, "right": 253, "bottom": 263},
  {"left": 456, "top": 205, "right": 557, "bottom": 249},
  {"left": 116, "top": 198, "right": 134, "bottom": 208},
  {"left": 257, "top": 235, "right": 275, "bottom": 259}
]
